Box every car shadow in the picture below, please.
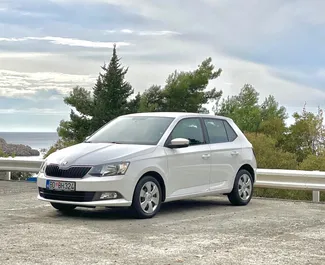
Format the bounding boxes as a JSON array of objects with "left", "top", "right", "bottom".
[
  {"left": 48, "top": 197, "right": 233, "bottom": 221},
  {"left": 160, "top": 198, "right": 231, "bottom": 214}
]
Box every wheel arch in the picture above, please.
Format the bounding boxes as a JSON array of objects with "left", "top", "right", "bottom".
[
  {"left": 135, "top": 171, "right": 167, "bottom": 202},
  {"left": 238, "top": 164, "right": 255, "bottom": 183}
]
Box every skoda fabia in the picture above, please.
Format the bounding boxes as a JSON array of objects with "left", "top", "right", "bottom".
[{"left": 37, "top": 112, "right": 257, "bottom": 218}]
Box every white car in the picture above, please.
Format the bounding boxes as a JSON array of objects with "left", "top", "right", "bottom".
[{"left": 37, "top": 112, "right": 257, "bottom": 219}]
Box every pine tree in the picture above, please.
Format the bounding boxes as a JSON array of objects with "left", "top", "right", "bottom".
[
  {"left": 57, "top": 44, "right": 135, "bottom": 144},
  {"left": 91, "top": 44, "right": 134, "bottom": 128}
]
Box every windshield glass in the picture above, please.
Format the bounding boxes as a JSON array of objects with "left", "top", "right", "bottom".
[{"left": 86, "top": 116, "right": 175, "bottom": 145}]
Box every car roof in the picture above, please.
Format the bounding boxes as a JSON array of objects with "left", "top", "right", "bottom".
[{"left": 123, "top": 112, "right": 232, "bottom": 121}]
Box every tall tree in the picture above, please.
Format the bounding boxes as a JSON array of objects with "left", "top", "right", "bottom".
[
  {"left": 163, "top": 58, "right": 222, "bottom": 112},
  {"left": 260, "top": 95, "right": 287, "bottom": 121},
  {"left": 259, "top": 95, "right": 288, "bottom": 141},
  {"left": 215, "top": 84, "right": 261, "bottom": 132},
  {"left": 138, "top": 85, "right": 165, "bottom": 112},
  {"left": 57, "top": 86, "right": 93, "bottom": 143},
  {"left": 282, "top": 104, "right": 325, "bottom": 162},
  {"left": 139, "top": 57, "right": 223, "bottom": 113},
  {"left": 215, "top": 84, "right": 287, "bottom": 135},
  {"left": 57, "top": 44, "right": 135, "bottom": 144},
  {"left": 91, "top": 45, "right": 134, "bottom": 129}
]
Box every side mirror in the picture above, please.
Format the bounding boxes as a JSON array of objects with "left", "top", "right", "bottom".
[
  {"left": 85, "top": 136, "right": 90, "bottom": 141},
  {"left": 167, "top": 138, "right": 190, "bottom": 148}
]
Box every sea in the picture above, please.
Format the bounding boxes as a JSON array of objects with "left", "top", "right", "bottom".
[{"left": 0, "top": 132, "right": 59, "bottom": 160}]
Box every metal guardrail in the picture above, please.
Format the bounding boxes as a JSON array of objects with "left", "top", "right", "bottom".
[
  {"left": 255, "top": 169, "right": 325, "bottom": 203},
  {"left": 0, "top": 158, "right": 43, "bottom": 181},
  {"left": 0, "top": 159, "right": 43, "bottom": 172},
  {"left": 0, "top": 158, "right": 324, "bottom": 202}
]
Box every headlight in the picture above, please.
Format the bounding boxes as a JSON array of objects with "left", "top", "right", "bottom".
[
  {"left": 39, "top": 161, "right": 47, "bottom": 173},
  {"left": 89, "top": 162, "right": 130, "bottom": 177}
]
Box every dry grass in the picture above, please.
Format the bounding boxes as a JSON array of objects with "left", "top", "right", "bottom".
[{"left": 254, "top": 187, "right": 325, "bottom": 202}]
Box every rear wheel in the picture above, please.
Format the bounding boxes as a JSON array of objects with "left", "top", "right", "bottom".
[
  {"left": 227, "top": 169, "right": 253, "bottom": 206},
  {"left": 50, "top": 202, "right": 77, "bottom": 212},
  {"left": 131, "top": 176, "right": 162, "bottom": 219}
]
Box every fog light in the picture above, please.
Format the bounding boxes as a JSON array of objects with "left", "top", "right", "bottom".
[{"left": 100, "top": 192, "right": 118, "bottom": 200}]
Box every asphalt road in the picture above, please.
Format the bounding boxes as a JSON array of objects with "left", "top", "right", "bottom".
[{"left": 1, "top": 181, "right": 325, "bottom": 265}]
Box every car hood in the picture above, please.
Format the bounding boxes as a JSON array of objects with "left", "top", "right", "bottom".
[{"left": 46, "top": 142, "right": 157, "bottom": 167}]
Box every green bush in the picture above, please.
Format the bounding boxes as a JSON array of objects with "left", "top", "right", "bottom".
[
  {"left": 10, "top": 172, "right": 34, "bottom": 181},
  {"left": 245, "top": 132, "right": 298, "bottom": 169}
]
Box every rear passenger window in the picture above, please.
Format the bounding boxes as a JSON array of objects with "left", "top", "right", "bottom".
[
  {"left": 223, "top": 121, "right": 237, "bottom": 142},
  {"left": 204, "top": 119, "right": 229, "bottom": 143}
]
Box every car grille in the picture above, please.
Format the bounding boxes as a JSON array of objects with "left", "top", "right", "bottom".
[
  {"left": 39, "top": 188, "right": 96, "bottom": 202},
  {"left": 45, "top": 165, "right": 91, "bottom": 178}
]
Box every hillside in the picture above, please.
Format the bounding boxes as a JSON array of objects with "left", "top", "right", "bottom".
[{"left": 0, "top": 138, "right": 40, "bottom": 157}]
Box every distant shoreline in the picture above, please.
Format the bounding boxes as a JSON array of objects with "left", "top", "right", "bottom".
[{"left": 0, "top": 132, "right": 58, "bottom": 157}]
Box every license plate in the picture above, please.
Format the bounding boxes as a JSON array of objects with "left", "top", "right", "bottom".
[{"left": 46, "top": 180, "right": 76, "bottom": 191}]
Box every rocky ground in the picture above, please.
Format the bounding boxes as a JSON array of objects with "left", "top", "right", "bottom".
[{"left": 0, "top": 138, "right": 40, "bottom": 157}]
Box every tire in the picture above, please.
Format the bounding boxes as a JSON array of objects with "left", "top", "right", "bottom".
[
  {"left": 50, "top": 202, "right": 77, "bottom": 212},
  {"left": 131, "top": 176, "right": 162, "bottom": 219},
  {"left": 227, "top": 169, "right": 254, "bottom": 206}
]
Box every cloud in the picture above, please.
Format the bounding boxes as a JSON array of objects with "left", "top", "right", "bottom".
[
  {"left": 138, "top": 30, "right": 180, "bottom": 36},
  {"left": 106, "top": 29, "right": 181, "bottom": 36},
  {"left": 0, "top": 36, "right": 131, "bottom": 48},
  {"left": 121, "top": 29, "right": 133, "bottom": 34},
  {"left": 0, "top": 52, "right": 54, "bottom": 58},
  {"left": 1, "top": 0, "right": 325, "bottom": 132},
  {"left": 0, "top": 108, "right": 68, "bottom": 115},
  {"left": 316, "top": 69, "right": 325, "bottom": 78},
  {"left": 0, "top": 69, "right": 96, "bottom": 97}
]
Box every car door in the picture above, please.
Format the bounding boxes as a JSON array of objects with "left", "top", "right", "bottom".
[
  {"left": 202, "top": 118, "right": 242, "bottom": 192},
  {"left": 164, "top": 117, "right": 211, "bottom": 198}
]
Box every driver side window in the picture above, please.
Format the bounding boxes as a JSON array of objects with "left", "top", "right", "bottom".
[{"left": 171, "top": 118, "right": 205, "bottom": 145}]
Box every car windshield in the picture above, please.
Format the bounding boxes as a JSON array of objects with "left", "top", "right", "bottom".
[{"left": 86, "top": 116, "right": 175, "bottom": 145}]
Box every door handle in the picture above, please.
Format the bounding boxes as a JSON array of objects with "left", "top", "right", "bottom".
[
  {"left": 202, "top": 154, "right": 211, "bottom": 159},
  {"left": 231, "top": 151, "right": 239, "bottom": 156}
]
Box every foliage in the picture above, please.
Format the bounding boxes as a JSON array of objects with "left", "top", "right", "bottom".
[
  {"left": 57, "top": 44, "right": 135, "bottom": 144},
  {"left": 10, "top": 172, "right": 33, "bottom": 181},
  {"left": 281, "top": 105, "right": 325, "bottom": 162},
  {"left": 215, "top": 84, "right": 287, "bottom": 134},
  {"left": 139, "top": 85, "right": 166, "bottom": 112},
  {"left": 0, "top": 148, "right": 7, "bottom": 157},
  {"left": 0, "top": 147, "right": 15, "bottom": 158},
  {"left": 140, "top": 57, "right": 223, "bottom": 113},
  {"left": 298, "top": 153, "right": 325, "bottom": 171},
  {"left": 44, "top": 138, "right": 76, "bottom": 159},
  {"left": 49, "top": 51, "right": 223, "bottom": 155},
  {"left": 245, "top": 132, "right": 297, "bottom": 170}
]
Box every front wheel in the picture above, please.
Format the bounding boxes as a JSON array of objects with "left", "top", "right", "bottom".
[
  {"left": 227, "top": 169, "right": 254, "bottom": 206},
  {"left": 50, "top": 202, "right": 77, "bottom": 212},
  {"left": 131, "top": 176, "right": 162, "bottom": 219}
]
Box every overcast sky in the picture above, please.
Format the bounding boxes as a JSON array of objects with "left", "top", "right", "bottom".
[{"left": 1, "top": 0, "right": 325, "bottom": 132}]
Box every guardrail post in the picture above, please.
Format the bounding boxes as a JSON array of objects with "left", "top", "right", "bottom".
[
  {"left": 0, "top": 171, "right": 11, "bottom": 180},
  {"left": 312, "top": 191, "right": 320, "bottom": 203}
]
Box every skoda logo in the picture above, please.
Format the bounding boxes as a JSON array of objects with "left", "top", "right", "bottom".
[{"left": 61, "top": 161, "right": 68, "bottom": 166}]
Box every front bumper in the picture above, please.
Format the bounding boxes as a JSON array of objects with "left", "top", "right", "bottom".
[
  {"left": 37, "top": 173, "right": 134, "bottom": 207},
  {"left": 37, "top": 194, "right": 132, "bottom": 207}
]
